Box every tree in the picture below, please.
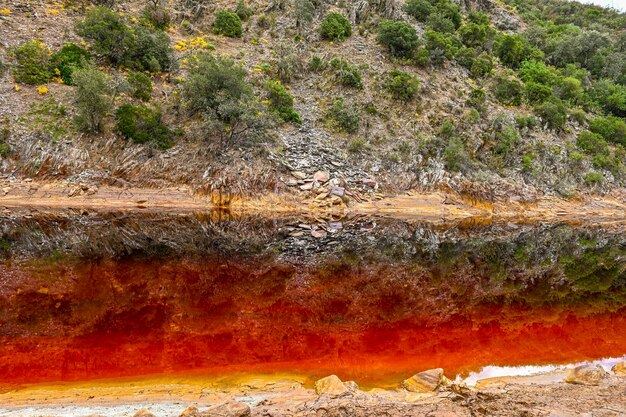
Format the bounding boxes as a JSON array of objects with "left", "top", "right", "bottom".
[
  {"left": 403, "top": 0, "right": 433, "bottom": 22},
  {"left": 73, "top": 63, "right": 112, "bottom": 133},
  {"left": 75, "top": 7, "right": 135, "bottom": 65},
  {"left": 377, "top": 20, "right": 420, "bottom": 58}
]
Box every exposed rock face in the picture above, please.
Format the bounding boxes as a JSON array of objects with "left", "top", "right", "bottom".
[
  {"left": 564, "top": 365, "right": 607, "bottom": 385},
  {"left": 402, "top": 368, "right": 444, "bottom": 392},
  {"left": 613, "top": 361, "right": 626, "bottom": 376},
  {"left": 314, "top": 375, "right": 350, "bottom": 396}
]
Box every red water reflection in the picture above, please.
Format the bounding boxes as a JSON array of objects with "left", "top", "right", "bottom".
[{"left": 0, "top": 258, "right": 625, "bottom": 387}]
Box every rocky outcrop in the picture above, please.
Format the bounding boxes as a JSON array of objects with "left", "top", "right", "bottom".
[
  {"left": 314, "top": 375, "right": 350, "bottom": 396},
  {"left": 613, "top": 361, "right": 626, "bottom": 376},
  {"left": 564, "top": 364, "right": 607, "bottom": 385},
  {"left": 401, "top": 368, "right": 444, "bottom": 392}
]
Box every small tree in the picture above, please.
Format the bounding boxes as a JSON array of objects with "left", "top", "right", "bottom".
[
  {"left": 73, "top": 63, "right": 112, "bottom": 133},
  {"left": 75, "top": 7, "right": 136, "bottom": 65},
  {"left": 319, "top": 12, "right": 352, "bottom": 41},
  {"left": 403, "top": 0, "right": 433, "bottom": 22},
  {"left": 535, "top": 97, "right": 568, "bottom": 130},
  {"left": 214, "top": 10, "right": 243, "bottom": 37},
  {"left": 377, "top": 20, "right": 420, "bottom": 58},
  {"left": 11, "top": 40, "right": 52, "bottom": 85}
]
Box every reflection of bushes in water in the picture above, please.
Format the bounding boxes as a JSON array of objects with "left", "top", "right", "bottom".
[{"left": 561, "top": 245, "right": 625, "bottom": 293}]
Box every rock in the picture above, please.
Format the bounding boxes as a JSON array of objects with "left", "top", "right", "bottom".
[
  {"left": 362, "top": 178, "right": 377, "bottom": 188},
  {"left": 311, "top": 229, "right": 327, "bottom": 238},
  {"left": 314, "top": 375, "right": 349, "bottom": 396},
  {"left": 313, "top": 171, "right": 330, "bottom": 183},
  {"left": 330, "top": 187, "right": 345, "bottom": 197},
  {"left": 203, "top": 401, "right": 251, "bottom": 417},
  {"left": 331, "top": 196, "right": 342, "bottom": 205},
  {"left": 344, "top": 380, "right": 359, "bottom": 392},
  {"left": 179, "top": 406, "right": 200, "bottom": 417},
  {"left": 133, "top": 409, "right": 156, "bottom": 417},
  {"left": 402, "top": 368, "right": 444, "bottom": 392},
  {"left": 300, "top": 183, "right": 313, "bottom": 191},
  {"left": 286, "top": 179, "right": 298, "bottom": 186},
  {"left": 612, "top": 361, "right": 626, "bottom": 376},
  {"left": 291, "top": 171, "right": 307, "bottom": 180},
  {"left": 564, "top": 365, "right": 607, "bottom": 385}
]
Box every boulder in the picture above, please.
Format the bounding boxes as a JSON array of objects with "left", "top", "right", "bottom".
[
  {"left": 202, "top": 401, "right": 251, "bottom": 417},
  {"left": 344, "top": 380, "right": 359, "bottom": 392},
  {"left": 330, "top": 187, "right": 345, "bottom": 197},
  {"left": 291, "top": 171, "right": 307, "bottom": 180},
  {"left": 564, "top": 364, "right": 607, "bottom": 385},
  {"left": 612, "top": 361, "right": 626, "bottom": 376},
  {"left": 402, "top": 368, "right": 444, "bottom": 392},
  {"left": 314, "top": 375, "right": 349, "bottom": 396},
  {"left": 179, "top": 407, "right": 200, "bottom": 417},
  {"left": 313, "top": 171, "right": 330, "bottom": 183}
]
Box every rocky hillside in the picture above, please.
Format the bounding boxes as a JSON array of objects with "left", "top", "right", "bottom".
[{"left": 0, "top": 0, "right": 625, "bottom": 202}]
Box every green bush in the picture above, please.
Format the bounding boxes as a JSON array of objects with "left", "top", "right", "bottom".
[
  {"left": 426, "top": 12, "right": 456, "bottom": 34},
  {"left": 495, "top": 34, "right": 543, "bottom": 69},
  {"left": 127, "top": 71, "right": 153, "bottom": 101},
  {"left": 467, "top": 87, "right": 486, "bottom": 109},
  {"left": 142, "top": 3, "right": 171, "bottom": 30},
  {"left": 235, "top": 0, "right": 254, "bottom": 21},
  {"left": 265, "top": 80, "right": 301, "bottom": 123},
  {"left": 73, "top": 63, "right": 112, "bottom": 133},
  {"left": 330, "top": 58, "right": 363, "bottom": 89},
  {"left": 494, "top": 125, "right": 520, "bottom": 155},
  {"left": 377, "top": 20, "right": 420, "bottom": 58},
  {"left": 444, "top": 136, "right": 467, "bottom": 172},
  {"left": 309, "top": 55, "right": 327, "bottom": 72},
  {"left": 11, "top": 40, "right": 53, "bottom": 85},
  {"left": 115, "top": 104, "right": 172, "bottom": 149},
  {"left": 0, "top": 117, "right": 10, "bottom": 158},
  {"left": 589, "top": 80, "right": 626, "bottom": 118},
  {"left": 459, "top": 22, "right": 488, "bottom": 48},
  {"left": 557, "top": 77, "right": 584, "bottom": 104},
  {"left": 455, "top": 47, "right": 475, "bottom": 70},
  {"left": 525, "top": 81, "right": 552, "bottom": 104},
  {"left": 76, "top": 7, "right": 135, "bottom": 65},
  {"left": 384, "top": 70, "right": 419, "bottom": 101},
  {"left": 403, "top": 0, "right": 433, "bottom": 22},
  {"left": 515, "top": 114, "right": 538, "bottom": 129},
  {"left": 535, "top": 98, "right": 568, "bottom": 130},
  {"left": 518, "top": 60, "right": 558, "bottom": 86},
  {"left": 583, "top": 171, "right": 604, "bottom": 186},
  {"left": 131, "top": 26, "right": 172, "bottom": 72},
  {"left": 50, "top": 43, "right": 90, "bottom": 85},
  {"left": 424, "top": 30, "right": 457, "bottom": 65},
  {"left": 327, "top": 97, "right": 360, "bottom": 133},
  {"left": 471, "top": 52, "right": 493, "bottom": 78},
  {"left": 214, "top": 10, "right": 243, "bottom": 37},
  {"left": 492, "top": 75, "right": 523, "bottom": 106},
  {"left": 576, "top": 131, "right": 608, "bottom": 155},
  {"left": 589, "top": 116, "right": 626, "bottom": 146},
  {"left": 319, "top": 12, "right": 352, "bottom": 41}
]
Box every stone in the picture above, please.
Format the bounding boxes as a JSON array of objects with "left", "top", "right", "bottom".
[
  {"left": 286, "top": 179, "right": 298, "bottom": 186},
  {"left": 203, "top": 401, "right": 251, "bottom": 417},
  {"left": 179, "top": 406, "right": 200, "bottom": 417},
  {"left": 313, "top": 171, "right": 330, "bottom": 183},
  {"left": 612, "top": 361, "right": 626, "bottom": 376},
  {"left": 331, "top": 196, "right": 342, "bottom": 205},
  {"left": 291, "top": 171, "right": 307, "bottom": 180},
  {"left": 314, "top": 375, "right": 349, "bottom": 396},
  {"left": 362, "top": 178, "right": 377, "bottom": 188},
  {"left": 402, "top": 368, "right": 444, "bottom": 392},
  {"left": 311, "top": 229, "right": 327, "bottom": 238},
  {"left": 133, "top": 409, "right": 156, "bottom": 417},
  {"left": 564, "top": 365, "right": 607, "bottom": 385},
  {"left": 344, "top": 380, "right": 359, "bottom": 392},
  {"left": 300, "top": 183, "right": 313, "bottom": 191},
  {"left": 330, "top": 187, "right": 345, "bottom": 197}
]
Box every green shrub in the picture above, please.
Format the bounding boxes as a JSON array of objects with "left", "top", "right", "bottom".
[
  {"left": 492, "top": 75, "right": 523, "bottom": 106},
  {"left": 535, "top": 98, "right": 568, "bottom": 130},
  {"left": 0, "top": 117, "right": 10, "bottom": 158},
  {"left": 327, "top": 97, "right": 360, "bottom": 133},
  {"left": 525, "top": 81, "right": 552, "bottom": 104},
  {"left": 115, "top": 104, "right": 172, "bottom": 149},
  {"left": 556, "top": 77, "right": 584, "bottom": 104},
  {"left": 583, "top": 171, "right": 604, "bottom": 186},
  {"left": 131, "top": 26, "right": 172, "bottom": 72},
  {"left": 467, "top": 87, "right": 486, "bottom": 110},
  {"left": 424, "top": 30, "right": 457, "bottom": 65},
  {"left": 377, "top": 20, "right": 420, "bottom": 58},
  {"left": 11, "top": 40, "right": 53, "bottom": 85},
  {"left": 235, "top": 0, "right": 254, "bottom": 21},
  {"left": 438, "top": 118, "right": 457, "bottom": 139},
  {"left": 576, "top": 131, "right": 608, "bottom": 155},
  {"left": 73, "top": 63, "right": 112, "bottom": 133},
  {"left": 309, "top": 55, "right": 327, "bottom": 72},
  {"left": 434, "top": 0, "right": 461, "bottom": 29},
  {"left": 569, "top": 108, "right": 587, "bottom": 125},
  {"left": 589, "top": 116, "right": 626, "bottom": 146},
  {"left": 384, "top": 70, "right": 419, "bottom": 101},
  {"left": 50, "top": 43, "right": 90, "bottom": 85},
  {"left": 471, "top": 52, "right": 493, "bottom": 78},
  {"left": 494, "top": 125, "right": 520, "bottom": 155},
  {"left": 214, "top": 10, "right": 243, "bottom": 37},
  {"left": 426, "top": 12, "right": 456, "bottom": 34},
  {"left": 76, "top": 7, "right": 135, "bottom": 65},
  {"left": 127, "top": 71, "right": 153, "bottom": 101},
  {"left": 319, "top": 12, "right": 352, "bottom": 41},
  {"left": 589, "top": 79, "right": 626, "bottom": 118},
  {"left": 444, "top": 136, "right": 467, "bottom": 172},
  {"left": 495, "top": 34, "right": 543, "bottom": 69},
  {"left": 515, "top": 114, "right": 538, "bottom": 129},
  {"left": 330, "top": 58, "right": 363, "bottom": 89},
  {"left": 459, "top": 22, "right": 488, "bottom": 48},
  {"left": 265, "top": 80, "right": 301, "bottom": 123},
  {"left": 403, "top": 0, "right": 433, "bottom": 22},
  {"left": 455, "top": 47, "right": 475, "bottom": 70},
  {"left": 518, "top": 60, "right": 558, "bottom": 86},
  {"left": 592, "top": 153, "right": 621, "bottom": 173}
]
